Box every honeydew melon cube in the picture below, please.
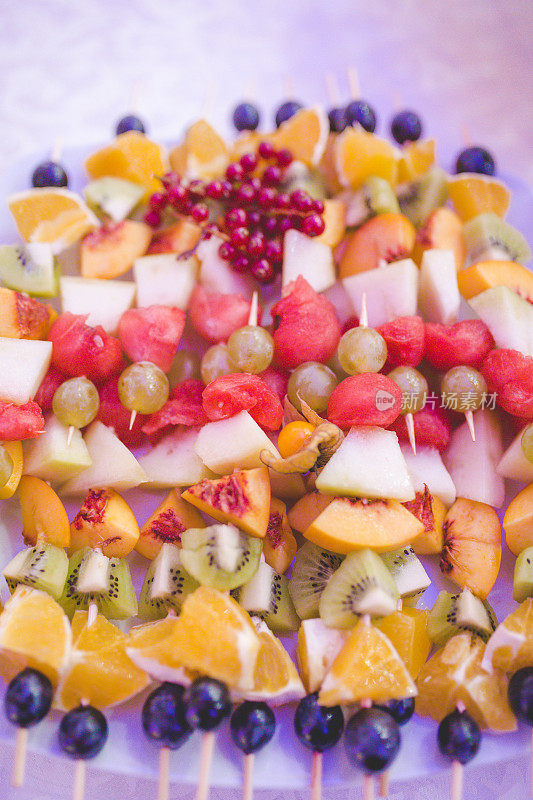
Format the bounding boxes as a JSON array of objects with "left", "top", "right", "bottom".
[
  {"left": 469, "top": 286, "right": 533, "bottom": 357},
  {"left": 138, "top": 427, "right": 214, "bottom": 488},
  {"left": 316, "top": 426, "right": 415, "bottom": 502},
  {"left": 23, "top": 415, "right": 92, "bottom": 485},
  {"left": 60, "top": 276, "right": 136, "bottom": 334},
  {"left": 194, "top": 411, "right": 279, "bottom": 475},
  {"left": 61, "top": 421, "right": 147, "bottom": 495},
  {"left": 342, "top": 258, "right": 419, "bottom": 327},
  {"left": 282, "top": 230, "right": 335, "bottom": 293},
  {"left": 400, "top": 444, "right": 456, "bottom": 507},
  {"left": 0, "top": 337, "right": 52, "bottom": 404},
  {"left": 133, "top": 254, "right": 198, "bottom": 310},
  {"left": 321, "top": 281, "right": 355, "bottom": 328},
  {"left": 497, "top": 429, "right": 533, "bottom": 484},
  {"left": 418, "top": 249, "right": 460, "bottom": 325},
  {"left": 197, "top": 236, "right": 255, "bottom": 298}
]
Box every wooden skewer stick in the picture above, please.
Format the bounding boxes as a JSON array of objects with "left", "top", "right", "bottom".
[
  {"left": 129, "top": 81, "right": 143, "bottom": 115},
  {"left": 359, "top": 293, "right": 368, "bottom": 328},
  {"left": 67, "top": 426, "right": 75, "bottom": 447},
  {"left": 392, "top": 91, "right": 402, "bottom": 113},
  {"left": 310, "top": 749, "right": 323, "bottom": 800},
  {"left": 460, "top": 125, "right": 472, "bottom": 148},
  {"left": 157, "top": 746, "right": 171, "bottom": 800},
  {"left": 347, "top": 66, "right": 360, "bottom": 100},
  {"left": 51, "top": 137, "right": 63, "bottom": 164},
  {"left": 247, "top": 291, "right": 259, "bottom": 327},
  {"left": 284, "top": 75, "right": 296, "bottom": 98},
  {"left": 71, "top": 602, "right": 98, "bottom": 800},
  {"left": 378, "top": 769, "right": 389, "bottom": 797},
  {"left": 464, "top": 409, "right": 476, "bottom": 442},
  {"left": 405, "top": 412, "right": 417, "bottom": 455},
  {"left": 11, "top": 728, "right": 28, "bottom": 787},
  {"left": 360, "top": 695, "right": 374, "bottom": 800},
  {"left": 449, "top": 700, "right": 466, "bottom": 800},
  {"left": 129, "top": 410, "right": 137, "bottom": 431},
  {"left": 325, "top": 72, "right": 341, "bottom": 106},
  {"left": 242, "top": 752, "right": 255, "bottom": 800},
  {"left": 196, "top": 730, "right": 215, "bottom": 800}
]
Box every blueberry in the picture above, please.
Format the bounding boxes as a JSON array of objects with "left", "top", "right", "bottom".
[
  {"left": 58, "top": 705, "right": 108, "bottom": 760},
  {"left": 233, "top": 103, "right": 260, "bottom": 132},
  {"left": 184, "top": 677, "right": 231, "bottom": 732},
  {"left": 344, "top": 707, "right": 400, "bottom": 773},
  {"left": 328, "top": 107, "right": 348, "bottom": 134},
  {"left": 115, "top": 115, "right": 146, "bottom": 136},
  {"left": 390, "top": 110, "right": 423, "bottom": 145},
  {"left": 142, "top": 683, "right": 192, "bottom": 749},
  {"left": 230, "top": 701, "right": 276, "bottom": 755},
  {"left": 294, "top": 692, "right": 344, "bottom": 753},
  {"left": 345, "top": 100, "right": 377, "bottom": 133},
  {"left": 4, "top": 668, "right": 53, "bottom": 728},
  {"left": 455, "top": 146, "right": 495, "bottom": 176},
  {"left": 376, "top": 697, "right": 415, "bottom": 726},
  {"left": 31, "top": 161, "right": 69, "bottom": 188},
  {"left": 508, "top": 667, "right": 533, "bottom": 725},
  {"left": 437, "top": 708, "right": 481, "bottom": 765},
  {"left": 275, "top": 101, "right": 303, "bottom": 129}
]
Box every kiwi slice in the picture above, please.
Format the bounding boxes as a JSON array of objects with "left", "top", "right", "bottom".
[
  {"left": 344, "top": 176, "right": 400, "bottom": 229},
  {"left": 318, "top": 548, "right": 399, "bottom": 629},
  {"left": 238, "top": 561, "right": 300, "bottom": 632},
  {"left": 463, "top": 212, "right": 532, "bottom": 265},
  {"left": 513, "top": 546, "right": 533, "bottom": 602},
  {"left": 138, "top": 543, "right": 199, "bottom": 620},
  {"left": 288, "top": 542, "right": 344, "bottom": 620},
  {"left": 84, "top": 177, "right": 144, "bottom": 222},
  {"left": 397, "top": 166, "right": 449, "bottom": 228},
  {"left": 180, "top": 524, "right": 261, "bottom": 591},
  {"left": 380, "top": 546, "right": 431, "bottom": 606},
  {"left": 60, "top": 547, "right": 138, "bottom": 620},
  {"left": 281, "top": 167, "right": 328, "bottom": 200},
  {"left": 427, "top": 588, "right": 497, "bottom": 646},
  {"left": 3, "top": 543, "right": 68, "bottom": 600},
  {"left": 0, "top": 243, "right": 59, "bottom": 297}
]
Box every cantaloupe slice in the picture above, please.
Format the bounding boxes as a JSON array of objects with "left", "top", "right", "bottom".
[{"left": 458, "top": 259, "right": 533, "bottom": 302}]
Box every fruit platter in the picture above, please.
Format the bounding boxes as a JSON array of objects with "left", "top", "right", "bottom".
[{"left": 0, "top": 92, "right": 531, "bottom": 800}]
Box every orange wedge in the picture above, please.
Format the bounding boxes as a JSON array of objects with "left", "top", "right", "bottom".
[
  {"left": 8, "top": 189, "right": 98, "bottom": 254},
  {"left": 335, "top": 127, "right": 398, "bottom": 190},
  {"left": 318, "top": 617, "right": 417, "bottom": 706},
  {"left": 396, "top": 139, "right": 436, "bottom": 183},
  {"left": 270, "top": 107, "right": 329, "bottom": 168},
  {"left": 0, "top": 586, "right": 71, "bottom": 685},
  {"left": 375, "top": 608, "right": 431, "bottom": 680},
  {"left": 0, "top": 441, "right": 23, "bottom": 499},
  {"left": 448, "top": 173, "right": 511, "bottom": 221},
  {"left": 169, "top": 119, "right": 228, "bottom": 180},
  {"left": 481, "top": 598, "right": 533, "bottom": 674},
  {"left": 238, "top": 618, "right": 305, "bottom": 705},
  {"left": 85, "top": 131, "right": 168, "bottom": 200}
]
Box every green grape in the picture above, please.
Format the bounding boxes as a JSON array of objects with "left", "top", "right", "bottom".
[
  {"left": 168, "top": 350, "right": 201, "bottom": 388},
  {"left": 327, "top": 351, "right": 349, "bottom": 381},
  {"left": 201, "top": 344, "right": 231, "bottom": 385},
  {"left": 337, "top": 327, "right": 387, "bottom": 375},
  {"left": 227, "top": 326, "right": 274, "bottom": 374},
  {"left": 521, "top": 423, "right": 533, "bottom": 465},
  {"left": 52, "top": 377, "right": 100, "bottom": 428},
  {"left": 441, "top": 366, "right": 487, "bottom": 412},
  {"left": 118, "top": 361, "right": 169, "bottom": 414},
  {"left": 287, "top": 362, "right": 338, "bottom": 414},
  {"left": 388, "top": 366, "right": 428, "bottom": 414},
  {"left": 0, "top": 445, "right": 13, "bottom": 489}
]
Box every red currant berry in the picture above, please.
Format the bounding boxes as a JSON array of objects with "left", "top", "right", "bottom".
[
  {"left": 236, "top": 183, "right": 256, "bottom": 205},
  {"left": 240, "top": 152, "right": 258, "bottom": 173},
  {"left": 161, "top": 172, "right": 178, "bottom": 187},
  {"left": 144, "top": 210, "right": 161, "bottom": 227},
  {"left": 205, "top": 180, "right": 224, "bottom": 199},
  {"left": 262, "top": 165, "right": 282, "bottom": 185},
  {"left": 191, "top": 203, "right": 209, "bottom": 223},
  {"left": 247, "top": 232, "right": 265, "bottom": 258},
  {"left": 226, "top": 162, "right": 244, "bottom": 182},
  {"left": 167, "top": 184, "right": 189, "bottom": 207},
  {"left": 290, "top": 189, "right": 314, "bottom": 213},
  {"left": 232, "top": 254, "right": 251, "bottom": 273},
  {"left": 276, "top": 193, "right": 291, "bottom": 210},
  {"left": 257, "top": 187, "right": 277, "bottom": 208},
  {"left": 258, "top": 141, "right": 275, "bottom": 160},
  {"left": 276, "top": 149, "right": 293, "bottom": 168},
  {"left": 220, "top": 180, "right": 233, "bottom": 198},
  {"left": 225, "top": 208, "right": 248, "bottom": 229},
  {"left": 278, "top": 216, "right": 293, "bottom": 234},
  {"left": 249, "top": 176, "right": 261, "bottom": 191},
  {"left": 231, "top": 227, "right": 250, "bottom": 247},
  {"left": 301, "top": 213, "right": 326, "bottom": 237},
  {"left": 263, "top": 216, "right": 279, "bottom": 236},
  {"left": 219, "top": 242, "right": 236, "bottom": 260},
  {"left": 312, "top": 199, "right": 325, "bottom": 214},
  {"left": 251, "top": 259, "right": 275, "bottom": 284},
  {"left": 149, "top": 192, "right": 167, "bottom": 211},
  {"left": 248, "top": 210, "right": 261, "bottom": 228},
  {"left": 265, "top": 238, "right": 282, "bottom": 262}
]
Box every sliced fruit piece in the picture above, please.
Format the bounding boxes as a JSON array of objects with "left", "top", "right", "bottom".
[
  {"left": 83, "top": 177, "right": 145, "bottom": 222},
  {"left": 23, "top": 414, "right": 91, "bottom": 486},
  {"left": 400, "top": 446, "right": 456, "bottom": 508},
  {"left": 457, "top": 259, "right": 533, "bottom": 303},
  {"left": 339, "top": 212, "right": 415, "bottom": 277},
  {"left": 174, "top": 119, "right": 228, "bottom": 180},
  {"left": 126, "top": 617, "right": 196, "bottom": 686},
  {"left": 413, "top": 206, "right": 466, "bottom": 271},
  {"left": 404, "top": 487, "right": 447, "bottom": 556},
  {"left": 70, "top": 487, "right": 139, "bottom": 558},
  {"left": 71, "top": 608, "right": 125, "bottom": 649},
  {"left": 315, "top": 199, "right": 346, "bottom": 248},
  {"left": 497, "top": 429, "right": 533, "bottom": 484},
  {"left": 8, "top": 188, "right": 98, "bottom": 254},
  {"left": 137, "top": 543, "right": 199, "bottom": 620},
  {"left": 59, "top": 276, "right": 136, "bottom": 335},
  {"left": 305, "top": 496, "right": 424, "bottom": 556},
  {"left": 375, "top": 608, "right": 431, "bottom": 680},
  {"left": 60, "top": 546, "right": 137, "bottom": 620},
  {"left": 448, "top": 173, "right": 511, "bottom": 221},
  {"left": 335, "top": 127, "right": 398, "bottom": 190},
  {"left": 18, "top": 475, "right": 70, "bottom": 547},
  {"left": 238, "top": 617, "right": 305, "bottom": 705},
  {"left": 316, "top": 426, "right": 415, "bottom": 502},
  {"left": 238, "top": 562, "right": 300, "bottom": 633},
  {"left": 262, "top": 497, "right": 297, "bottom": 575},
  {"left": 503, "top": 483, "right": 533, "bottom": 556},
  {"left": 481, "top": 599, "right": 533, "bottom": 674},
  {"left": 267, "top": 469, "right": 306, "bottom": 503},
  {"left": 61, "top": 421, "right": 148, "bottom": 495},
  {"left": 270, "top": 106, "right": 328, "bottom": 168},
  {"left": 397, "top": 166, "right": 449, "bottom": 228},
  {"left": 85, "top": 131, "right": 168, "bottom": 199},
  {"left": 138, "top": 426, "right": 213, "bottom": 489},
  {"left": 197, "top": 235, "right": 254, "bottom": 298},
  {"left": 0, "top": 337, "right": 52, "bottom": 404},
  {"left": 319, "top": 549, "right": 399, "bottom": 628},
  {"left": 133, "top": 253, "right": 199, "bottom": 310},
  {"left": 416, "top": 632, "right": 516, "bottom": 731},
  {"left": 80, "top": 220, "right": 151, "bottom": 279},
  {"left": 137, "top": 489, "right": 205, "bottom": 560},
  {"left": 348, "top": 175, "right": 401, "bottom": 225},
  {"left": 427, "top": 589, "right": 497, "bottom": 646},
  {"left": 440, "top": 497, "right": 502, "bottom": 600},
  {"left": 180, "top": 524, "right": 262, "bottom": 591},
  {"left": 463, "top": 212, "right": 531, "bottom": 265},
  {"left": 380, "top": 546, "right": 431, "bottom": 605},
  {"left": 0, "top": 288, "right": 54, "bottom": 340},
  {"left": 469, "top": 286, "right": 533, "bottom": 358},
  {"left": 282, "top": 229, "right": 335, "bottom": 294},
  {"left": 289, "top": 541, "right": 343, "bottom": 620},
  {"left": 0, "top": 243, "right": 58, "bottom": 298},
  {"left": 318, "top": 616, "right": 417, "bottom": 706},
  {"left": 296, "top": 618, "right": 349, "bottom": 693},
  {"left": 513, "top": 547, "right": 533, "bottom": 603},
  {"left": 342, "top": 258, "right": 419, "bottom": 328},
  {"left": 0, "top": 440, "right": 23, "bottom": 499},
  {"left": 287, "top": 491, "right": 334, "bottom": 534},
  {"left": 194, "top": 410, "right": 278, "bottom": 474},
  {"left": 418, "top": 248, "right": 460, "bottom": 325},
  {"left": 396, "top": 139, "right": 436, "bottom": 183},
  {"left": 3, "top": 543, "right": 68, "bottom": 600},
  {"left": 182, "top": 467, "right": 270, "bottom": 539},
  {"left": 0, "top": 585, "right": 71, "bottom": 685}
]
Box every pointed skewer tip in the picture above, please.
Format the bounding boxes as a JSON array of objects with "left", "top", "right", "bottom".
[{"left": 464, "top": 410, "right": 476, "bottom": 442}]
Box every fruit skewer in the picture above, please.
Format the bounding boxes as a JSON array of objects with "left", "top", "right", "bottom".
[
  {"left": 32, "top": 137, "right": 69, "bottom": 189},
  {"left": 437, "top": 700, "right": 481, "bottom": 800},
  {"left": 5, "top": 667, "right": 54, "bottom": 787},
  {"left": 294, "top": 692, "right": 344, "bottom": 800},
  {"left": 230, "top": 701, "right": 276, "bottom": 800},
  {"left": 185, "top": 677, "right": 232, "bottom": 800}
]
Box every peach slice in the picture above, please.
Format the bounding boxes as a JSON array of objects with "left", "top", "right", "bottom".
[
  {"left": 413, "top": 206, "right": 466, "bottom": 270},
  {"left": 262, "top": 497, "right": 298, "bottom": 575},
  {"left": 70, "top": 487, "right": 139, "bottom": 558},
  {"left": 339, "top": 212, "right": 416, "bottom": 278},
  {"left": 0, "top": 288, "right": 55, "bottom": 340},
  {"left": 404, "top": 487, "right": 447, "bottom": 555},
  {"left": 503, "top": 483, "right": 533, "bottom": 556},
  {"left": 287, "top": 491, "right": 334, "bottom": 534},
  {"left": 315, "top": 199, "right": 346, "bottom": 248},
  {"left": 147, "top": 218, "right": 202, "bottom": 256},
  {"left": 136, "top": 489, "right": 205, "bottom": 560},
  {"left": 18, "top": 475, "right": 70, "bottom": 547},
  {"left": 182, "top": 467, "right": 271, "bottom": 539},
  {"left": 457, "top": 259, "right": 533, "bottom": 303},
  {"left": 80, "top": 220, "right": 151, "bottom": 279}
]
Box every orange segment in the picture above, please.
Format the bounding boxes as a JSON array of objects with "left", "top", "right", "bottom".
[
  {"left": 335, "top": 127, "right": 398, "bottom": 190},
  {"left": 482, "top": 598, "right": 533, "bottom": 674},
  {"left": 85, "top": 131, "right": 168, "bottom": 200},
  {"left": 0, "top": 441, "right": 23, "bottom": 499},
  {"left": 270, "top": 107, "right": 329, "bottom": 168},
  {"left": 169, "top": 119, "right": 228, "bottom": 180},
  {"left": 70, "top": 609, "right": 126, "bottom": 649},
  {"left": 375, "top": 608, "right": 431, "bottom": 679},
  {"left": 239, "top": 618, "right": 305, "bottom": 705},
  {"left": 318, "top": 617, "right": 417, "bottom": 706},
  {"left": 448, "top": 174, "right": 511, "bottom": 221},
  {"left": 396, "top": 139, "right": 436, "bottom": 183},
  {"left": 0, "top": 585, "right": 71, "bottom": 685},
  {"left": 8, "top": 189, "right": 98, "bottom": 254},
  {"left": 416, "top": 632, "right": 516, "bottom": 732}
]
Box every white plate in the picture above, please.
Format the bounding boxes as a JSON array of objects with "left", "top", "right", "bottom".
[{"left": 0, "top": 148, "right": 530, "bottom": 800}]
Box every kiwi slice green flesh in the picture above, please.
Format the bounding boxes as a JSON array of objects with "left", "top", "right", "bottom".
[
  {"left": 398, "top": 166, "right": 449, "bottom": 228},
  {"left": 318, "top": 548, "right": 399, "bottom": 629},
  {"left": 288, "top": 542, "right": 344, "bottom": 620},
  {"left": 427, "top": 588, "right": 497, "bottom": 646},
  {"left": 281, "top": 167, "right": 328, "bottom": 200},
  {"left": 3, "top": 543, "right": 68, "bottom": 600},
  {"left": 180, "top": 525, "right": 261, "bottom": 591},
  {"left": 239, "top": 562, "right": 300, "bottom": 632},
  {"left": 0, "top": 243, "right": 59, "bottom": 297},
  {"left": 84, "top": 177, "right": 144, "bottom": 222},
  {"left": 463, "top": 212, "right": 532, "bottom": 265},
  {"left": 60, "top": 547, "right": 138, "bottom": 620},
  {"left": 380, "top": 546, "right": 431, "bottom": 605},
  {"left": 344, "top": 176, "right": 400, "bottom": 229},
  {"left": 138, "top": 543, "right": 199, "bottom": 621},
  {"left": 513, "top": 547, "right": 533, "bottom": 602}
]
